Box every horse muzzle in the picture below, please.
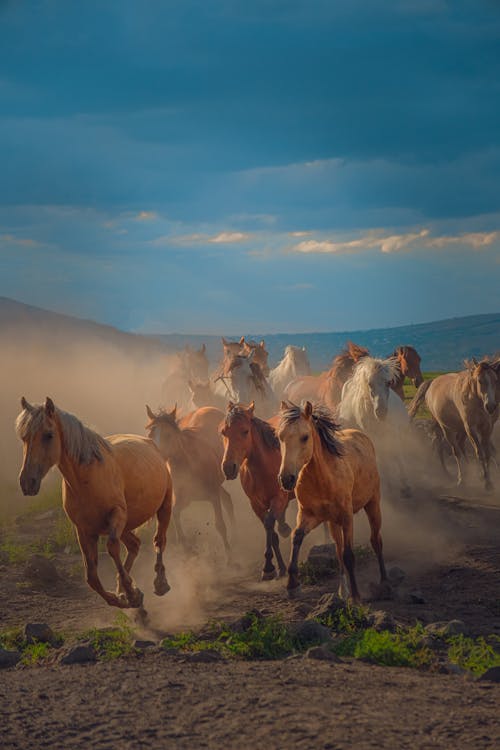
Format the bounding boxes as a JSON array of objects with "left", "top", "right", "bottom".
[
  {"left": 19, "top": 472, "right": 41, "bottom": 496},
  {"left": 222, "top": 461, "right": 239, "bottom": 480},
  {"left": 279, "top": 472, "right": 297, "bottom": 492},
  {"left": 485, "top": 401, "right": 497, "bottom": 415}
]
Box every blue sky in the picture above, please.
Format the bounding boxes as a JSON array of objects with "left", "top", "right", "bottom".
[{"left": 0, "top": 0, "right": 499, "bottom": 333}]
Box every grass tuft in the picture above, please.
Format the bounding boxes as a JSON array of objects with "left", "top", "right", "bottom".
[
  {"left": 447, "top": 635, "right": 500, "bottom": 676},
  {"left": 80, "top": 613, "right": 136, "bottom": 660}
]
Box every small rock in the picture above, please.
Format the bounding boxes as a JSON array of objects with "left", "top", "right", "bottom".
[
  {"left": 409, "top": 590, "right": 426, "bottom": 605},
  {"left": 228, "top": 609, "right": 264, "bottom": 633},
  {"left": 369, "top": 580, "right": 394, "bottom": 601},
  {"left": 446, "top": 662, "right": 468, "bottom": 676},
  {"left": 306, "top": 593, "right": 350, "bottom": 622},
  {"left": 305, "top": 645, "right": 343, "bottom": 662},
  {"left": 23, "top": 555, "right": 59, "bottom": 587},
  {"left": 289, "top": 620, "right": 332, "bottom": 646},
  {"left": 0, "top": 648, "right": 21, "bottom": 669},
  {"left": 24, "top": 622, "right": 55, "bottom": 645},
  {"left": 133, "top": 639, "right": 156, "bottom": 650},
  {"left": 184, "top": 650, "right": 225, "bottom": 663},
  {"left": 479, "top": 667, "right": 500, "bottom": 683},
  {"left": 367, "top": 610, "right": 397, "bottom": 633},
  {"left": 388, "top": 566, "right": 406, "bottom": 586},
  {"left": 60, "top": 644, "right": 97, "bottom": 665}
]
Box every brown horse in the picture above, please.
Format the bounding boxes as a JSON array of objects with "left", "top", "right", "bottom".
[
  {"left": 242, "top": 339, "right": 270, "bottom": 376},
  {"left": 389, "top": 346, "right": 424, "bottom": 399},
  {"left": 284, "top": 342, "right": 369, "bottom": 410},
  {"left": 188, "top": 379, "right": 227, "bottom": 411},
  {"left": 145, "top": 405, "right": 234, "bottom": 557},
  {"left": 220, "top": 402, "right": 292, "bottom": 580},
  {"left": 16, "top": 397, "right": 172, "bottom": 608},
  {"left": 408, "top": 359, "right": 499, "bottom": 490},
  {"left": 277, "top": 401, "right": 386, "bottom": 601}
]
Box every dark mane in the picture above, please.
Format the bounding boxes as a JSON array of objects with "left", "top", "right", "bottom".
[
  {"left": 224, "top": 405, "right": 279, "bottom": 450},
  {"left": 224, "top": 355, "right": 268, "bottom": 396},
  {"left": 329, "top": 341, "right": 369, "bottom": 376},
  {"left": 279, "top": 403, "right": 343, "bottom": 457}
]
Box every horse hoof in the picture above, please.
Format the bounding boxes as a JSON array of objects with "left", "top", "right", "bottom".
[
  {"left": 128, "top": 588, "right": 144, "bottom": 609},
  {"left": 134, "top": 607, "right": 150, "bottom": 627},
  {"left": 287, "top": 584, "right": 302, "bottom": 599},
  {"left": 261, "top": 569, "right": 277, "bottom": 581},
  {"left": 154, "top": 579, "right": 171, "bottom": 597},
  {"left": 278, "top": 523, "right": 292, "bottom": 539}
]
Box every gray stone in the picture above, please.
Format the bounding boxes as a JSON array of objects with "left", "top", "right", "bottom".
[
  {"left": 306, "top": 593, "right": 349, "bottom": 622},
  {"left": 184, "top": 650, "right": 225, "bottom": 663},
  {"left": 479, "top": 667, "right": 500, "bottom": 683},
  {"left": 0, "top": 648, "right": 21, "bottom": 668},
  {"left": 133, "top": 639, "right": 156, "bottom": 650},
  {"left": 409, "top": 590, "right": 426, "bottom": 604},
  {"left": 388, "top": 566, "right": 406, "bottom": 586},
  {"left": 24, "top": 622, "right": 55, "bottom": 645},
  {"left": 446, "top": 662, "right": 468, "bottom": 676},
  {"left": 23, "top": 555, "right": 59, "bottom": 586},
  {"left": 305, "top": 645, "right": 343, "bottom": 662},
  {"left": 228, "top": 609, "right": 264, "bottom": 633},
  {"left": 289, "top": 620, "right": 332, "bottom": 646},
  {"left": 367, "top": 610, "right": 397, "bottom": 633},
  {"left": 60, "top": 644, "right": 97, "bottom": 665}
]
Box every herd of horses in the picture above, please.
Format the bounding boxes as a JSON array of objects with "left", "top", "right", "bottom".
[{"left": 15, "top": 336, "right": 500, "bottom": 614}]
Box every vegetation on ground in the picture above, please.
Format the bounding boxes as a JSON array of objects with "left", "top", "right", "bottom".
[
  {"left": 79, "top": 613, "right": 136, "bottom": 660},
  {"left": 447, "top": 635, "right": 500, "bottom": 675}
]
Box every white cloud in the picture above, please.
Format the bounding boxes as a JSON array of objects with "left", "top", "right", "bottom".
[
  {"left": 208, "top": 231, "right": 251, "bottom": 244},
  {"left": 134, "top": 211, "right": 159, "bottom": 222}
]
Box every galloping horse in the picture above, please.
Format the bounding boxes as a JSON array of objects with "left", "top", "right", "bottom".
[
  {"left": 218, "top": 353, "right": 277, "bottom": 418},
  {"left": 269, "top": 345, "right": 311, "bottom": 398},
  {"left": 284, "top": 342, "right": 369, "bottom": 410},
  {"left": 278, "top": 401, "right": 386, "bottom": 601},
  {"left": 16, "top": 397, "right": 172, "bottom": 608},
  {"left": 408, "top": 359, "right": 499, "bottom": 490},
  {"left": 242, "top": 339, "right": 270, "bottom": 376},
  {"left": 389, "top": 346, "right": 424, "bottom": 400},
  {"left": 145, "top": 405, "right": 234, "bottom": 557},
  {"left": 339, "top": 356, "right": 411, "bottom": 494},
  {"left": 220, "top": 402, "right": 292, "bottom": 580}
]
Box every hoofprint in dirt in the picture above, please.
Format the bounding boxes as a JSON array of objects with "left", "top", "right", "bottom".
[{"left": 1, "top": 651, "right": 500, "bottom": 750}]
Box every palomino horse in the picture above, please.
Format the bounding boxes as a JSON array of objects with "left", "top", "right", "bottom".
[
  {"left": 339, "top": 356, "right": 410, "bottom": 494},
  {"left": 218, "top": 353, "right": 277, "bottom": 418},
  {"left": 278, "top": 401, "right": 386, "bottom": 601},
  {"left": 16, "top": 397, "right": 172, "bottom": 608},
  {"left": 389, "top": 346, "right": 424, "bottom": 400},
  {"left": 269, "top": 345, "right": 311, "bottom": 398},
  {"left": 220, "top": 402, "right": 292, "bottom": 579},
  {"left": 408, "top": 359, "right": 499, "bottom": 490},
  {"left": 145, "top": 405, "right": 234, "bottom": 557},
  {"left": 284, "top": 342, "right": 369, "bottom": 410}
]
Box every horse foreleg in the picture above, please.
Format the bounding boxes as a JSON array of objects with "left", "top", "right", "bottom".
[
  {"left": 219, "top": 486, "right": 235, "bottom": 527},
  {"left": 106, "top": 506, "right": 144, "bottom": 609},
  {"left": 287, "top": 511, "right": 320, "bottom": 597},
  {"left": 212, "top": 492, "right": 231, "bottom": 561},
  {"left": 467, "top": 428, "right": 493, "bottom": 491},
  {"left": 153, "top": 489, "right": 172, "bottom": 596},
  {"left": 262, "top": 510, "right": 277, "bottom": 580},
  {"left": 76, "top": 527, "right": 129, "bottom": 608},
  {"left": 340, "top": 513, "right": 361, "bottom": 603},
  {"left": 328, "top": 522, "right": 348, "bottom": 598}
]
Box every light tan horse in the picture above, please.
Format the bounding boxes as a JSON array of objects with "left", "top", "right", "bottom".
[
  {"left": 277, "top": 401, "right": 386, "bottom": 601},
  {"left": 145, "top": 405, "right": 234, "bottom": 557},
  {"left": 408, "top": 359, "right": 499, "bottom": 490},
  {"left": 16, "top": 397, "right": 172, "bottom": 608}
]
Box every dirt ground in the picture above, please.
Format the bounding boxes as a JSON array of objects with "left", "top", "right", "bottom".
[{"left": 1, "top": 483, "right": 500, "bottom": 750}]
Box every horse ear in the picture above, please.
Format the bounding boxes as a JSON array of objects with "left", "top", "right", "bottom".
[
  {"left": 280, "top": 400, "right": 288, "bottom": 411},
  {"left": 303, "top": 401, "right": 313, "bottom": 419},
  {"left": 260, "top": 340, "right": 265, "bottom": 348},
  {"left": 146, "top": 404, "right": 156, "bottom": 420},
  {"left": 20, "top": 396, "right": 33, "bottom": 412},
  {"left": 247, "top": 401, "right": 255, "bottom": 416},
  {"left": 45, "top": 397, "right": 55, "bottom": 417},
  {"left": 239, "top": 336, "right": 245, "bottom": 345},
  {"left": 246, "top": 348, "right": 255, "bottom": 362}
]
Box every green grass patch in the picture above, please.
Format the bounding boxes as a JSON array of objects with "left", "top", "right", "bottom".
[
  {"left": 80, "top": 613, "right": 136, "bottom": 660},
  {"left": 447, "top": 635, "right": 500, "bottom": 676},
  {"left": 314, "top": 601, "right": 370, "bottom": 634},
  {"left": 333, "top": 626, "right": 433, "bottom": 668},
  {"left": 21, "top": 642, "right": 52, "bottom": 666}
]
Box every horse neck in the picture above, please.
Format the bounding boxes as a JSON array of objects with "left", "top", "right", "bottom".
[
  {"left": 54, "top": 414, "right": 89, "bottom": 488},
  {"left": 299, "top": 427, "right": 338, "bottom": 487},
  {"left": 246, "top": 423, "right": 275, "bottom": 471}
]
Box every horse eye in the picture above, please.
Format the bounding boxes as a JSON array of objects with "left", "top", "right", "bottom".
[
  {"left": 300, "top": 435, "right": 309, "bottom": 443},
  {"left": 42, "top": 432, "right": 54, "bottom": 442},
  {"left": 242, "top": 429, "right": 250, "bottom": 437}
]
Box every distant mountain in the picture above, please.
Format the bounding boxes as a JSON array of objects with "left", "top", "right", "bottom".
[
  {"left": 153, "top": 314, "right": 500, "bottom": 371},
  {"left": 1, "top": 297, "right": 498, "bottom": 371}
]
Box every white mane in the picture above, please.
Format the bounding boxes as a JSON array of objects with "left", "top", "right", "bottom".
[
  {"left": 16, "top": 404, "right": 110, "bottom": 464},
  {"left": 269, "top": 345, "right": 311, "bottom": 396}
]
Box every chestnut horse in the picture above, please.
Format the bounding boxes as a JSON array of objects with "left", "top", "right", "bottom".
[
  {"left": 284, "top": 342, "right": 369, "bottom": 410},
  {"left": 220, "top": 402, "right": 292, "bottom": 580},
  {"left": 278, "top": 401, "right": 386, "bottom": 601},
  {"left": 408, "top": 359, "right": 499, "bottom": 490},
  {"left": 145, "top": 405, "right": 234, "bottom": 557},
  {"left": 16, "top": 397, "right": 172, "bottom": 609},
  {"left": 389, "top": 346, "right": 424, "bottom": 400}
]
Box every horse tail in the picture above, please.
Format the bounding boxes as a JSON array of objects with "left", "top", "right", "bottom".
[{"left": 407, "top": 379, "right": 432, "bottom": 419}]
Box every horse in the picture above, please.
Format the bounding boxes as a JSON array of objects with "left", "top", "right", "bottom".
[
  {"left": 220, "top": 401, "right": 292, "bottom": 580},
  {"left": 242, "top": 339, "right": 270, "bottom": 376},
  {"left": 389, "top": 346, "right": 424, "bottom": 400},
  {"left": 16, "top": 397, "right": 172, "bottom": 609},
  {"left": 188, "top": 379, "right": 227, "bottom": 411},
  {"left": 277, "top": 401, "right": 386, "bottom": 601},
  {"left": 269, "top": 345, "right": 311, "bottom": 398},
  {"left": 284, "top": 341, "right": 369, "bottom": 410},
  {"left": 145, "top": 405, "right": 234, "bottom": 557},
  {"left": 339, "top": 356, "right": 411, "bottom": 494},
  {"left": 408, "top": 358, "right": 499, "bottom": 490},
  {"left": 217, "top": 352, "right": 277, "bottom": 418},
  {"left": 162, "top": 344, "right": 209, "bottom": 410}
]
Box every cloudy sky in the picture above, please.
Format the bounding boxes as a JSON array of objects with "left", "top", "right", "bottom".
[{"left": 1, "top": 0, "right": 499, "bottom": 333}]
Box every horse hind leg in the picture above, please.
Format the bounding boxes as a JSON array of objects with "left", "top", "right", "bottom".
[
  {"left": 106, "top": 506, "right": 144, "bottom": 609},
  {"left": 219, "top": 486, "right": 235, "bottom": 528},
  {"left": 116, "top": 530, "right": 141, "bottom": 595},
  {"left": 363, "top": 495, "right": 387, "bottom": 584},
  {"left": 212, "top": 492, "right": 231, "bottom": 561},
  {"left": 76, "top": 528, "right": 129, "bottom": 609},
  {"left": 328, "top": 522, "right": 349, "bottom": 598},
  {"left": 153, "top": 487, "right": 172, "bottom": 596}
]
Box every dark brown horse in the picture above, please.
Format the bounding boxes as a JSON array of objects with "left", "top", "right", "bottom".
[
  {"left": 389, "top": 346, "right": 424, "bottom": 399},
  {"left": 220, "top": 401, "right": 292, "bottom": 580},
  {"left": 408, "top": 359, "right": 499, "bottom": 490}
]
